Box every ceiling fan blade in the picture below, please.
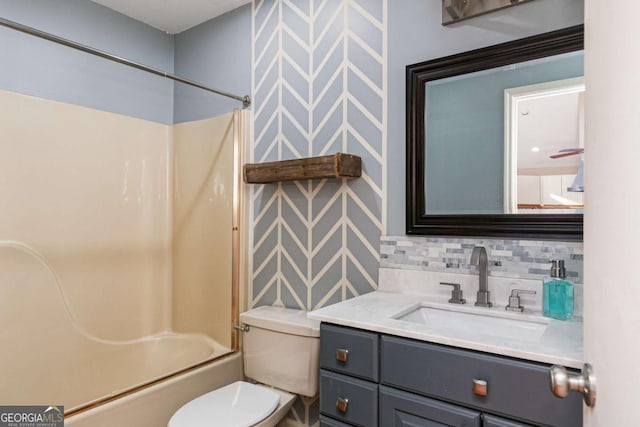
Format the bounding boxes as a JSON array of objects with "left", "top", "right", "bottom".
[
  {"left": 558, "top": 148, "right": 584, "bottom": 153},
  {"left": 550, "top": 151, "right": 582, "bottom": 159},
  {"left": 550, "top": 148, "right": 584, "bottom": 159}
]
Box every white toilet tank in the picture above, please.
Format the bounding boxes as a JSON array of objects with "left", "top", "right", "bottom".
[{"left": 240, "top": 306, "right": 320, "bottom": 397}]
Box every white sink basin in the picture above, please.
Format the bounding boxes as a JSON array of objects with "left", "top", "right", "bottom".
[{"left": 393, "top": 304, "right": 549, "bottom": 342}]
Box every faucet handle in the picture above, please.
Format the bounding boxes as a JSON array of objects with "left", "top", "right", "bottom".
[
  {"left": 440, "top": 282, "right": 466, "bottom": 304},
  {"left": 505, "top": 289, "right": 536, "bottom": 312}
]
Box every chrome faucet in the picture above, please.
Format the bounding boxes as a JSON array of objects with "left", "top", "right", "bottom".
[{"left": 470, "top": 246, "right": 492, "bottom": 307}]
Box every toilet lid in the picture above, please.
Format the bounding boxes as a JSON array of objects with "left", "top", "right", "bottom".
[{"left": 168, "top": 381, "right": 280, "bottom": 427}]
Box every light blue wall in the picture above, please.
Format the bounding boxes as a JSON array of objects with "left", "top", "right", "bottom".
[
  {"left": 173, "top": 4, "right": 251, "bottom": 123},
  {"left": 387, "top": 0, "right": 584, "bottom": 232},
  {"left": 0, "top": 0, "right": 175, "bottom": 124}
]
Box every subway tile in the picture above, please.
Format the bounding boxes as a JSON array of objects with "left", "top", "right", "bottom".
[
  {"left": 381, "top": 235, "right": 583, "bottom": 284},
  {"left": 490, "top": 249, "right": 512, "bottom": 257}
]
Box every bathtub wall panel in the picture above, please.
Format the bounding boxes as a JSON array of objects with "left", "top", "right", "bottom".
[
  {"left": 0, "top": 90, "right": 240, "bottom": 411},
  {"left": 172, "top": 113, "right": 235, "bottom": 348},
  {"left": 0, "top": 244, "right": 88, "bottom": 407},
  {"left": 65, "top": 353, "right": 243, "bottom": 427},
  {"left": 0, "top": 244, "right": 229, "bottom": 410},
  {"left": 0, "top": 89, "right": 172, "bottom": 341}
]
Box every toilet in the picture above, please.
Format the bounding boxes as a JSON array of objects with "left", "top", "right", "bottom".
[{"left": 169, "top": 306, "right": 320, "bottom": 427}]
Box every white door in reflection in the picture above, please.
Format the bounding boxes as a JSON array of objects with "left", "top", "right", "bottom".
[{"left": 504, "top": 77, "right": 585, "bottom": 214}]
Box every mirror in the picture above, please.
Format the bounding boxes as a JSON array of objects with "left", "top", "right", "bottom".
[{"left": 407, "top": 25, "right": 583, "bottom": 240}]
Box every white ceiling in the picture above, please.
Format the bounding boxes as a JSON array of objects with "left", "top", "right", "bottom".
[
  {"left": 90, "top": 0, "right": 251, "bottom": 34},
  {"left": 517, "top": 90, "right": 583, "bottom": 172}
]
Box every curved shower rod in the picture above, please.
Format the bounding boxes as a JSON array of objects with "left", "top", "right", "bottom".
[{"left": 0, "top": 17, "right": 252, "bottom": 108}]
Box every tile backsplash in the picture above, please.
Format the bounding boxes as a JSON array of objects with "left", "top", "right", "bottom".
[{"left": 381, "top": 236, "right": 583, "bottom": 284}]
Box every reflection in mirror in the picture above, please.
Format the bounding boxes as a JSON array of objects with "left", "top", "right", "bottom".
[
  {"left": 406, "top": 25, "right": 584, "bottom": 239},
  {"left": 424, "top": 51, "right": 584, "bottom": 215},
  {"left": 504, "top": 77, "right": 585, "bottom": 214}
]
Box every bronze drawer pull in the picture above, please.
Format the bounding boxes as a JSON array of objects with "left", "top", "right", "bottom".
[
  {"left": 336, "top": 348, "right": 349, "bottom": 362},
  {"left": 336, "top": 397, "right": 349, "bottom": 413},
  {"left": 472, "top": 379, "right": 488, "bottom": 396}
]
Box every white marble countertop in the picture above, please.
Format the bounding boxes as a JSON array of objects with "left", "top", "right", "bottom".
[{"left": 308, "top": 270, "right": 583, "bottom": 369}]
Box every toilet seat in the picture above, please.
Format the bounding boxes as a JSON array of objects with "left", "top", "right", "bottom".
[{"left": 168, "top": 381, "right": 280, "bottom": 427}]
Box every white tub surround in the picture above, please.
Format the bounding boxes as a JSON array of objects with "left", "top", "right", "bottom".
[
  {"left": 308, "top": 268, "right": 583, "bottom": 369},
  {"left": 0, "top": 91, "right": 247, "bottom": 412},
  {"left": 66, "top": 353, "right": 242, "bottom": 427}
]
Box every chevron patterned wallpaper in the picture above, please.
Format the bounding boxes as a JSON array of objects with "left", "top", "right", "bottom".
[{"left": 250, "top": 0, "right": 387, "bottom": 312}]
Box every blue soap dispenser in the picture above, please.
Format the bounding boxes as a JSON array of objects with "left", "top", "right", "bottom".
[{"left": 543, "top": 260, "right": 574, "bottom": 320}]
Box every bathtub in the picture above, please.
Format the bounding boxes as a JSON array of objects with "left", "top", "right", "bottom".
[
  {"left": 0, "top": 241, "right": 242, "bottom": 425},
  {"left": 66, "top": 352, "right": 242, "bottom": 427},
  {"left": 52, "top": 333, "right": 234, "bottom": 411},
  {"left": 0, "top": 94, "right": 248, "bottom": 425}
]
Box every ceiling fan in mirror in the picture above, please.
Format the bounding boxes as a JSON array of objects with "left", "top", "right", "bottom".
[
  {"left": 550, "top": 148, "right": 584, "bottom": 159},
  {"left": 550, "top": 148, "right": 584, "bottom": 192}
]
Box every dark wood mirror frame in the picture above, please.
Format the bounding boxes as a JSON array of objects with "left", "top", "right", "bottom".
[{"left": 406, "top": 25, "right": 584, "bottom": 241}]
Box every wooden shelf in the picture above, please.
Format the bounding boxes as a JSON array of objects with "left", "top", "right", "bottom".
[{"left": 243, "top": 153, "right": 361, "bottom": 184}]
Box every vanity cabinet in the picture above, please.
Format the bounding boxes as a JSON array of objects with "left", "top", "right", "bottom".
[
  {"left": 483, "top": 414, "right": 535, "bottom": 427},
  {"left": 320, "top": 323, "right": 379, "bottom": 381},
  {"left": 319, "top": 323, "right": 581, "bottom": 427},
  {"left": 379, "top": 385, "right": 482, "bottom": 426},
  {"left": 319, "top": 324, "right": 379, "bottom": 426}
]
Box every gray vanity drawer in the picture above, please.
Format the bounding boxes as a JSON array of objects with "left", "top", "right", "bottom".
[
  {"left": 319, "top": 415, "right": 353, "bottom": 427},
  {"left": 320, "top": 369, "right": 378, "bottom": 427},
  {"left": 320, "top": 323, "right": 379, "bottom": 381},
  {"left": 381, "top": 336, "right": 582, "bottom": 427},
  {"left": 483, "top": 414, "right": 535, "bottom": 427},
  {"left": 380, "top": 385, "right": 481, "bottom": 426}
]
